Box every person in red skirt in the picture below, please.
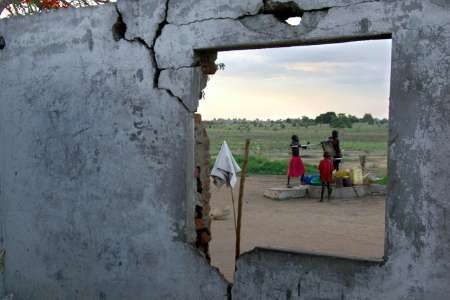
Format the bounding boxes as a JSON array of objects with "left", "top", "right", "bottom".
[
  {"left": 318, "top": 151, "right": 334, "bottom": 202},
  {"left": 287, "top": 135, "right": 306, "bottom": 188}
]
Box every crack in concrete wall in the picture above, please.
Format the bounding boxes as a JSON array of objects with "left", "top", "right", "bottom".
[
  {"left": 163, "top": 0, "right": 306, "bottom": 27},
  {"left": 113, "top": 2, "right": 192, "bottom": 112},
  {"left": 118, "top": 0, "right": 450, "bottom": 298},
  {"left": 0, "top": 4, "right": 228, "bottom": 298}
]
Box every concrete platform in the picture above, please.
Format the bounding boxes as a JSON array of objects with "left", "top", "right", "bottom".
[
  {"left": 368, "top": 184, "right": 387, "bottom": 196},
  {"left": 308, "top": 185, "right": 368, "bottom": 199},
  {"left": 264, "top": 186, "right": 308, "bottom": 200}
]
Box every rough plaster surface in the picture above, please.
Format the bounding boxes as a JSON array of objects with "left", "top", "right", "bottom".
[
  {"left": 1, "top": 0, "right": 450, "bottom": 299},
  {"left": 167, "top": 0, "right": 263, "bottom": 25},
  {"left": 117, "top": 0, "right": 167, "bottom": 46},
  {"left": 0, "top": 5, "right": 226, "bottom": 299},
  {"left": 233, "top": 249, "right": 384, "bottom": 299},
  {"left": 159, "top": 67, "right": 207, "bottom": 112}
]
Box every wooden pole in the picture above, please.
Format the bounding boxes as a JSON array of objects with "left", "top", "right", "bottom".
[
  {"left": 235, "top": 139, "right": 250, "bottom": 261},
  {"left": 230, "top": 187, "right": 237, "bottom": 235}
]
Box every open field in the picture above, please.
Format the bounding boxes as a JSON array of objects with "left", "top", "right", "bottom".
[
  {"left": 207, "top": 122, "right": 388, "bottom": 177},
  {"left": 206, "top": 123, "right": 388, "bottom": 281},
  {"left": 209, "top": 176, "right": 386, "bottom": 282}
]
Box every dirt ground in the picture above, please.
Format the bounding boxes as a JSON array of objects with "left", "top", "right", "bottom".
[{"left": 209, "top": 176, "right": 386, "bottom": 282}]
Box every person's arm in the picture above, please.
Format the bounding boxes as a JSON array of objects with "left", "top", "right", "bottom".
[{"left": 336, "top": 139, "right": 342, "bottom": 157}]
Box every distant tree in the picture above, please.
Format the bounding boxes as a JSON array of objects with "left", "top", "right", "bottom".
[
  {"left": 361, "top": 113, "right": 375, "bottom": 125},
  {"left": 331, "top": 114, "right": 353, "bottom": 128},
  {"left": 347, "top": 114, "right": 359, "bottom": 124},
  {"left": 315, "top": 112, "right": 337, "bottom": 124},
  {"left": 300, "top": 116, "right": 314, "bottom": 128}
]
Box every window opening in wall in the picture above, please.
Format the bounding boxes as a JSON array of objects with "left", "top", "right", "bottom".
[{"left": 196, "top": 40, "right": 392, "bottom": 282}]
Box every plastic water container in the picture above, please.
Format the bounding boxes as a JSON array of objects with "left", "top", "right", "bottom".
[
  {"left": 351, "top": 167, "right": 364, "bottom": 185},
  {"left": 343, "top": 178, "right": 353, "bottom": 187}
]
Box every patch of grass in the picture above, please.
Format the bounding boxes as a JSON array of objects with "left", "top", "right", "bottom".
[
  {"left": 377, "top": 176, "right": 388, "bottom": 186},
  {"left": 210, "top": 155, "right": 317, "bottom": 176},
  {"left": 207, "top": 123, "right": 388, "bottom": 159},
  {"left": 341, "top": 141, "right": 387, "bottom": 152},
  {"left": 206, "top": 122, "right": 388, "bottom": 176}
]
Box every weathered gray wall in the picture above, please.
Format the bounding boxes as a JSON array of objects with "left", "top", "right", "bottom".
[
  {"left": 0, "top": 0, "right": 449, "bottom": 299},
  {"left": 0, "top": 4, "right": 226, "bottom": 300}
]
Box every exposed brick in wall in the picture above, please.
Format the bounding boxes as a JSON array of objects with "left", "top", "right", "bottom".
[{"left": 195, "top": 113, "right": 211, "bottom": 229}]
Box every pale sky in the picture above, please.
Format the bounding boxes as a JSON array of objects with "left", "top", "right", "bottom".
[{"left": 198, "top": 40, "right": 392, "bottom": 120}]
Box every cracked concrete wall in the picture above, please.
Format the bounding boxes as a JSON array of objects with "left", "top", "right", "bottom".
[
  {"left": 0, "top": 0, "right": 450, "bottom": 299},
  {"left": 156, "top": 1, "right": 450, "bottom": 298},
  {"left": 0, "top": 4, "right": 227, "bottom": 300}
]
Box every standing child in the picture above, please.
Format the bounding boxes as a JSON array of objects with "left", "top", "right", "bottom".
[
  {"left": 329, "top": 130, "right": 342, "bottom": 171},
  {"left": 287, "top": 135, "right": 305, "bottom": 188},
  {"left": 318, "top": 152, "right": 333, "bottom": 202}
]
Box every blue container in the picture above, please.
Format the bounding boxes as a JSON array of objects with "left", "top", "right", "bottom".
[
  {"left": 303, "top": 176, "right": 313, "bottom": 185},
  {"left": 310, "top": 175, "right": 321, "bottom": 186}
]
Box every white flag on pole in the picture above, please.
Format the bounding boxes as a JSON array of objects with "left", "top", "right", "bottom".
[{"left": 211, "top": 141, "right": 242, "bottom": 188}]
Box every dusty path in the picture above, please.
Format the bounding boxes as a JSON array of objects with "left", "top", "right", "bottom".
[{"left": 209, "top": 176, "right": 386, "bottom": 282}]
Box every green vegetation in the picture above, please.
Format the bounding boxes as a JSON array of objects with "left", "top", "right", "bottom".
[
  {"left": 206, "top": 118, "right": 389, "bottom": 177},
  {"left": 377, "top": 176, "right": 389, "bottom": 186},
  {"left": 210, "top": 155, "right": 318, "bottom": 176},
  {"left": 206, "top": 121, "right": 388, "bottom": 159}
]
